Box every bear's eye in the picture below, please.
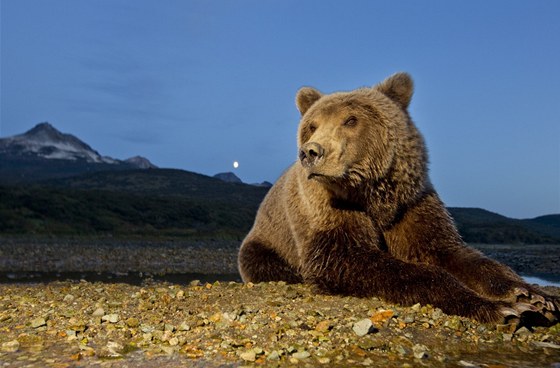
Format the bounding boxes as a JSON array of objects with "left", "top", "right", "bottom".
[
  {"left": 308, "top": 124, "right": 317, "bottom": 133},
  {"left": 344, "top": 116, "right": 357, "bottom": 127}
]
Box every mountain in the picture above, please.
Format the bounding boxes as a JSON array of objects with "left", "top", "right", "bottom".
[
  {"left": 447, "top": 207, "right": 560, "bottom": 244},
  {"left": 0, "top": 122, "right": 157, "bottom": 183},
  {"left": 214, "top": 172, "right": 243, "bottom": 184},
  {"left": 252, "top": 181, "right": 273, "bottom": 188},
  {"left": 0, "top": 122, "right": 115, "bottom": 163},
  {"left": 214, "top": 172, "right": 273, "bottom": 188},
  {"left": 125, "top": 156, "right": 158, "bottom": 169}
]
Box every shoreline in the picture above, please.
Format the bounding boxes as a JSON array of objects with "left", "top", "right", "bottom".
[
  {"left": 2, "top": 271, "right": 560, "bottom": 289},
  {"left": 1, "top": 237, "right": 559, "bottom": 279}
]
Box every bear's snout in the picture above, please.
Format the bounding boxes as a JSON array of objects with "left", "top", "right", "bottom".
[{"left": 299, "top": 142, "right": 324, "bottom": 168}]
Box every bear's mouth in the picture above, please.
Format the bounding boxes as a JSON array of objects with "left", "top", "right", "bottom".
[{"left": 307, "top": 172, "right": 340, "bottom": 183}]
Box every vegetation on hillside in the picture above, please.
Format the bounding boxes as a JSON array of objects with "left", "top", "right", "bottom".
[
  {"left": 0, "top": 169, "right": 558, "bottom": 244},
  {"left": 0, "top": 185, "right": 257, "bottom": 240},
  {"left": 448, "top": 208, "right": 560, "bottom": 244}
]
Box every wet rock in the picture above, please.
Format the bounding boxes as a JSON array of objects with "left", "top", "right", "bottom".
[
  {"left": 315, "top": 320, "right": 332, "bottom": 332},
  {"left": 1, "top": 340, "right": 19, "bottom": 353},
  {"left": 292, "top": 350, "right": 311, "bottom": 359},
  {"left": 353, "top": 318, "right": 377, "bottom": 336},
  {"left": 30, "top": 317, "right": 47, "bottom": 328},
  {"left": 125, "top": 317, "right": 139, "bottom": 328},
  {"left": 371, "top": 309, "right": 394, "bottom": 323},
  {"left": 412, "top": 344, "right": 429, "bottom": 359},
  {"left": 240, "top": 350, "right": 256, "bottom": 361},
  {"left": 267, "top": 350, "right": 281, "bottom": 360},
  {"left": 92, "top": 307, "right": 105, "bottom": 317},
  {"left": 102, "top": 314, "right": 119, "bottom": 323}
]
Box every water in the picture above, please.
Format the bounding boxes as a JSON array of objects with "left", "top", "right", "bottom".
[{"left": 522, "top": 275, "right": 560, "bottom": 287}]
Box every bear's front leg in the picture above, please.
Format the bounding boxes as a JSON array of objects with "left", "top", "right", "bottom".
[
  {"left": 384, "top": 191, "right": 559, "bottom": 324},
  {"left": 301, "top": 227, "right": 522, "bottom": 324},
  {"left": 238, "top": 239, "right": 303, "bottom": 284}
]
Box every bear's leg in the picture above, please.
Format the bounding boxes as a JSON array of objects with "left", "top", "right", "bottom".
[
  {"left": 384, "top": 191, "right": 559, "bottom": 324},
  {"left": 238, "top": 240, "right": 303, "bottom": 284},
  {"left": 302, "top": 227, "right": 518, "bottom": 324}
]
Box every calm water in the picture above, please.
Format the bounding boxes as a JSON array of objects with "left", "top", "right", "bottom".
[{"left": 522, "top": 275, "right": 560, "bottom": 287}]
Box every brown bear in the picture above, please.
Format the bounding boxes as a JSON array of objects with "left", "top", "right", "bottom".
[{"left": 238, "top": 72, "right": 559, "bottom": 325}]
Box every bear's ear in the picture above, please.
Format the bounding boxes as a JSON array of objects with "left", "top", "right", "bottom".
[
  {"left": 375, "top": 72, "right": 414, "bottom": 109},
  {"left": 296, "top": 87, "right": 323, "bottom": 115}
]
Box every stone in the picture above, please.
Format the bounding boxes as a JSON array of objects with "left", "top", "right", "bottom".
[
  {"left": 1, "top": 340, "right": 19, "bottom": 353},
  {"left": 292, "top": 350, "right": 311, "bottom": 359},
  {"left": 412, "top": 344, "right": 429, "bottom": 359},
  {"left": 125, "top": 317, "right": 139, "bottom": 328},
  {"left": 102, "top": 314, "right": 119, "bottom": 323},
  {"left": 267, "top": 350, "right": 280, "bottom": 360},
  {"left": 30, "top": 317, "right": 47, "bottom": 328},
  {"left": 240, "top": 350, "right": 256, "bottom": 362},
  {"left": 92, "top": 308, "right": 105, "bottom": 317},
  {"left": 353, "top": 318, "right": 376, "bottom": 337}
]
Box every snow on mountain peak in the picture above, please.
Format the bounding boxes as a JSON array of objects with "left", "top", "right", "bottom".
[
  {"left": 0, "top": 122, "right": 115, "bottom": 164},
  {"left": 1, "top": 122, "right": 158, "bottom": 169}
]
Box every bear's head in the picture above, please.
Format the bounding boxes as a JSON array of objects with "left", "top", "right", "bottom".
[{"left": 295, "top": 72, "right": 427, "bottom": 196}]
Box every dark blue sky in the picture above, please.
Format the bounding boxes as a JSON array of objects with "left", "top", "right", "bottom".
[{"left": 1, "top": 0, "right": 559, "bottom": 218}]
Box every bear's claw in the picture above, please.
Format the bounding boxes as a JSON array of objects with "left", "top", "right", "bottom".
[
  {"left": 499, "top": 306, "right": 518, "bottom": 318},
  {"left": 514, "top": 287, "right": 529, "bottom": 297},
  {"left": 513, "top": 303, "right": 539, "bottom": 314},
  {"left": 511, "top": 286, "right": 560, "bottom": 327}
]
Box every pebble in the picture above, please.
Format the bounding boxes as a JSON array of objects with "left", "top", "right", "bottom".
[
  {"left": 412, "top": 344, "right": 429, "bottom": 359},
  {"left": 1, "top": 340, "right": 20, "bottom": 353},
  {"left": 533, "top": 341, "right": 560, "bottom": 349},
  {"left": 515, "top": 326, "right": 532, "bottom": 337},
  {"left": 353, "top": 318, "right": 376, "bottom": 337},
  {"left": 240, "top": 350, "right": 256, "bottom": 362},
  {"left": 267, "top": 350, "right": 281, "bottom": 360},
  {"left": 371, "top": 309, "right": 394, "bottom": 322},
  {"left": 403, "top": 314, "right": 416, "bottom": 323},
  {"left": 125, "top": 317, "right": 139, "bottom": 328},
  {"left": 178, "top": 322, "right": 190, "bottom": 331},
  {"left": 102, "top": 314, "right": 119, "bottom": 323},
  {"left": 92, "top": 307, "right": 105, "bottom": 317},
  {"left": 30, "top": 317, "right": 46, "bottom": 328},
  {"left": 315, "top": 320, "right": 332, "bottom": 332},
  {"left": 292, "top": 350, "right": 311, "bottom": 359}
]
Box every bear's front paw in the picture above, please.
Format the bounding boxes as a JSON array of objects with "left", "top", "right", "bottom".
[{"left": 512, "top": 287, "right": 559, "bottom": 326}]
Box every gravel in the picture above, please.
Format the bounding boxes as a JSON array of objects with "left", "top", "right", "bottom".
[{"left": 1, "top": 280, "right": 559, "bottom": 367}]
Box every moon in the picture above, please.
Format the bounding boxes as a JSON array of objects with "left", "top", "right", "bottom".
[{"left": 233, "top": 161, "right": 239, "bottom": 169}]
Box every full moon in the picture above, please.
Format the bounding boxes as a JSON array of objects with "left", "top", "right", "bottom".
[{"left": 233, "top": 161, "right": 239, "bottom": 169}]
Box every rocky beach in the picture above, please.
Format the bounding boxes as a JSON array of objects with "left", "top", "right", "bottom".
[
  {"left": 1, "top": 280, "right": 560, "bottom": 368},
  {"left": 1, "top": 238, "right": 560, "bottom": 367}
]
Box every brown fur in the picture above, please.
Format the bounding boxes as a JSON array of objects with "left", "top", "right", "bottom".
[{"left": 238, "top": 73, "right": 559, "bottom": 325}]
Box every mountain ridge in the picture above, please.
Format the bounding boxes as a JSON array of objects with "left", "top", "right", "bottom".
[{"left": 0, "top": 122, "right": 157, "bottom": 183}]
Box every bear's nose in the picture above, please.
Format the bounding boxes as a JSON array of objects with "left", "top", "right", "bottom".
[{"left": 299, "top": 142, "right": 324, "bottom": 168}]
